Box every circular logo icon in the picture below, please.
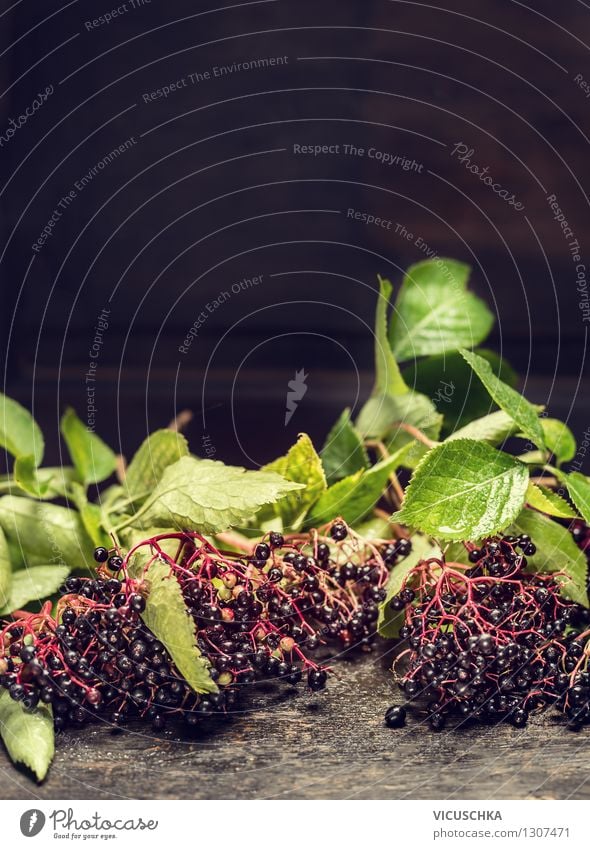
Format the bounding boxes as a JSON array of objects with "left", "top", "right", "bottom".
[{"left": 20, "top": 810, "right": 46, "bottom": 837}]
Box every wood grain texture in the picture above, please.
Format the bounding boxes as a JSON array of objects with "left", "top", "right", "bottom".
[{"left": 1, "top": 648, "right": 588, "bottom": 800}]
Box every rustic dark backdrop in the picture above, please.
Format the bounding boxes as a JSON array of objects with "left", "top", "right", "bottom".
[{"left": 1, "top": 0, "right": 589, "bottom": 467}]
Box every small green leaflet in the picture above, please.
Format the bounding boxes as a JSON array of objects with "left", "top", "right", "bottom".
[
  {"left": 0, "top": 528, "right": 11, "bottom": 611},
  {"left": 446, "top": 410, "right": 519, "bottom": 446},
  {"left": 541, "top": 419, "right": 576, "bottom": 464},
  {"left": 554, "top": 471, "right": 590, "bottom": 524},
  {"left": 509, "top": 509, "right": 588, "bottom": 606},
  {"left": 372, "top": 275, "right": 408, "bottom": 396},
  {"left": 14, "top": 467, "right": 78, "bottom": 500},
  {"left": 0, "top": 689, "right": 54, "bottom": 781},
  {"left": 13, "top": 455, "right": 51, "bottom": 498},
  {"left": 378, "top": 534, "right": 442, "bottom": 638},
  {"left": 0, "top": 565, "right": 70, "bottom": 616},
  {"left": 320, "top": 409, "right": 369, "bottom": 484},
  {"left": 353, "top": 515, "right": 393, "bottom": 539},
  {"left": 444, "top": 541, "right": 471, "bottom": 565},
  {"left": 356, "top": 390, "right": 440, "bottom": 446},
  {"left": 0, "top": 392, "right": 44, "bottom": 465},
  {"left": 262, "top": 434, "right": 327, "bottom": 529},
  {"left": 69, "top": 482, "right": 110, "bottom": 548},
  {"left": 60, "top": 408, "right": 117, "bottom": 485},
  {"left": 393, "top": 439, "right": 529, "bottom": 541},
  {"left": 525, "top": 483, "right": 577, "bottom": 520},
  {"left": 460, "top": 349, "right": 545, "bottom": 449},
  {"left": 124, "top": 429, "right": 189, "bottom": 501},
  {"left": 131, "top": 456, "right": 304, "bottom": 534},
  {"left": 138, "top": 558, "right": 217, "bottom": 694},
  {"left": 0, "top": 496, "right": 94, "bottom": 569},
  {"left": 389, "top": 259, "right": 494, "bottom": 360},
  {"left": 403, "top": 349, "right": 517, "bottom": 435},
  {"left": 306, "top": 448, "right": 410, "bottom": 527}
]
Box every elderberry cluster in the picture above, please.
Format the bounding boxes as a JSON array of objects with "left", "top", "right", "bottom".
[
  {"left": 0, "top": 576, "right": 237, "bottom": 732},
  {"left": 0, "top": 520, "right": 412, "bottom": 735},
  {"left": 132, "top": 521, "right": 406, "bottom": 686},
  {"left": 383, "top": 533, "right": 590, "bottom": 732}
]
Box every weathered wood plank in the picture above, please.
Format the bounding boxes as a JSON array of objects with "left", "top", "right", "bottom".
[{"left": 1, "top": 650, "right": 588, "bottom": 800}]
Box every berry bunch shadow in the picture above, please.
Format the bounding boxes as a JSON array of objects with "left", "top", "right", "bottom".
[
  {"left": 384, "top": 533, "right": 590, "bottom": 732},
  {"left": 0, "top": 521, "right": 412, "bottom": 734}
]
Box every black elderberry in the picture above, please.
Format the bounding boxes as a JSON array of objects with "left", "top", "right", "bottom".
[
  {"left": 255, "top": 543, "right": 271, "bottom": 561},
  {"left": 396, "top": 539, "right": 412, "bottom": 557},
  {"left": 129, "top": 593, "right": 146, "bottom": 613},
  {"left": 330, "top": 522, "right": 347, "bottom": 541},
  {"left": 307, "top": 668, "right": 328, "bottom": 692},
  {"left": 19, "top": 645, "right": 36, "bottom": 663},
  {"left": 269, "top": 532, "right": 284, "bottom": 548},
  {"left": 429, "top": 712, "right": 446, "bottom": 731},
  {"left": 384, "top": 705, "right": 406, "bottom": 728},
  {"left": 108, "top": 555, "right": 123, "bottom": 572},
  {"left": 93, "top": 547, "right": 109, "bottom": 563},
  {"left": 316, "top": 543, "right": 330, "bottom": 561}
]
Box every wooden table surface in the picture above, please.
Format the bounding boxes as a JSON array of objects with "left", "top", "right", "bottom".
[{"left": 1, "top": 645, "right": 589, "bottom": 801}]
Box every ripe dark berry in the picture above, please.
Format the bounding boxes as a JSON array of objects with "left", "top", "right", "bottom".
[
  {"left": 330, "top": 522, "right": 347, "bottom": 541},
  {"left": 19, "top": 645, "right": 36, "bottom": 663},
  {"left": 255, "top": 543, "right": 270, "bottom": 561},
  {"left": 429, "top": 712, "right": 446, "bottom": 731},
  {"left": 93, "top": 547, "right": 109, "bottom": 563},
  {"left": 267, "top": 568, "right": 283, "bottom": 583},
  {"left": 510, "top": 709, "right": 528, "bottom": 728},
  {"left": 108, "top": 555, "right": 123, "bottom": 572},
  {"left": 384, "top": 705, "right": 406, "bottom": 728},
  {"left": 129, "top": 594, "right": 146, "bottom": 613},
  {"left": 396, "top": 539, "right": 412, "bottom": 557},
  {"left": 307, "top": 668, "right": 328, "bottom": 692},
  {"left": 269, "top": 532, "right": 284, "bottom": 548}
]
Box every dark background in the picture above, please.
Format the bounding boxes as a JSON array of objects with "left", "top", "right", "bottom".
[{"left": 1, "top": 0, "right": 589, "bottom": 468}]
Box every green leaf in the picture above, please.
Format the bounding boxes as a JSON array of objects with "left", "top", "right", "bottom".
[
  {"left": 0, "top": 688, "right": 54, "bottom": 781},
  {"left": 124, "top": 430, "right": 189, "bottom": 501},
  {"left": 69, "top": 482, "right": 110, "bottom": 548},
  {"left": 320, "top": 409, "right": 369, "bottom": 484},
  {"left": 0, "top": 392, "right": 44, "bottom": 465},
  {"left": 357, "top": 390, "right": 441, "bottom": 446},
  {"left": 541, "top": 419, "right": 576, "bottom": 464},
  {"left": 24, "top": 467, "right": 78, "bottom": 500},
  {"left": 0, "top": 565, "right": 70, "bottom": 616},
  {"left": 525, "top": 483, "right": 578, "bottom": 519},
  {"left": 132, "top": 456, "right": 304, "bottom": 534},
  {"left": 509, "top": 509, "right": 588, "bottom": 606},
  {"left": 306, "top": 448, "right": 409, "bottom": 527},
  {"left": 60, "top": 408, "right": 117, "bottom": 485},
  {"left": 446, "top": 410, "right": 520, "bottom": 445},
  {"left": 0, "top": 496, "right": 94, "bottom": 568},
  {"left": 389, "top": 259, "right": 494, "bottom": 360},
  {"left": 13, "top": 455, "right": 51, "bottom": 498},
  {"left": 262, "top": 434, "right": 327, "bottom": 529},
  {"left": 554, "top": 471, "right": 590, "bottom": 524},
  {"left": 403, "top": 349, "right": 518, "bottom": 435},
  {"left": 518, "top": 450, "right": 548, "bottom": 467},
  {"left": 444, "top": 541, "right": 471, "bottom": 565},
  {"left": 372, "top": 275, "right": 408, "bottom": 396},
  {"left": 393, "top": 439, "right": 529, "bottom": 541},
  {"left": 460, "top": 349, "right": 545, "bottom": 449},
  {"left": 378, "top": 534, "right": 443, "bottom": 638},
  {"left": 133, "top": 556, "right": 217, "bottom": 694},
  {"left": 353, "top": 515, "right": 393, "bottom": 539},
  {"left": 0, "top": 528, "right": 11, "bottom": 611}
]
